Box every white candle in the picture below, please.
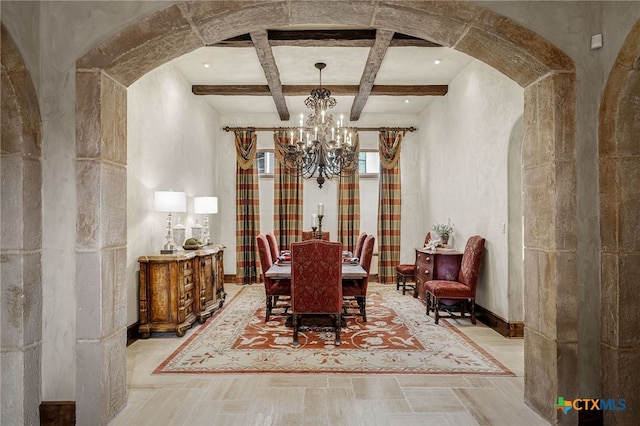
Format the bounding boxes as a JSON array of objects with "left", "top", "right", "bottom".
[
  {"left": 317, "top": 202, "right": 324, "bottom": 216},
  {"left": 314, "top": 127, "right": 318, "bottom": 140},
  {"left": 312, "top": 213, "right": 317, "bottom": 227}
]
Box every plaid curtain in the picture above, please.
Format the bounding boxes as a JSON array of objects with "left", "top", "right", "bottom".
[
  {"left": 338, "top": 132, "right": 360, "bottom": 253},
  {"left": 377, "top": 130, "right": 404, "bottom": 283},
  {"left": 273, "top": 131, "right": 303, "bottom": 250},
  {"left": 234, "top": 130, "right": 260, "bottom": 284}
]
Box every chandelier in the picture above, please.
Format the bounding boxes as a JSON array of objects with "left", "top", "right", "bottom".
[{"left": 282, "top": 62, "right": 358, "bottom": 188}]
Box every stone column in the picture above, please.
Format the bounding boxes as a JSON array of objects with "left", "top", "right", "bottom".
[
  {"left": 75, "top": 70, "right": 128, "bottom": 424},
  {"left": 599, "top": 20, "right": 640, "bottom": 424},
  {"left": 523, "top": 72, "right": 578, "bottom": 424},
  {"left": 1, "top": 24, "right": 43, "bottom": 426}
]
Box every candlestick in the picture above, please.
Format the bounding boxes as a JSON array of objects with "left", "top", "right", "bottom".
[{"left": 317, "top": 214, "right": 324, "bottom": 240}]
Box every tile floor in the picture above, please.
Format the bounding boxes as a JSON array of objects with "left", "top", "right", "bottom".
[{"left": 110, "top": 283, "right": 550, "bottom": 426}]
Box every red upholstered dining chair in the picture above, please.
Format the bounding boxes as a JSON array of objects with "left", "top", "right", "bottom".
[
  {"left": 257, "top": 234, "right": 291, "bottom": 322},
  {"left": 301, "top": 231, "right": 330, "bottom": 241},
  {"left": 291, "top": 240, "right": 343, "bottom": 346},
  {"left": 342, "top": 234, "right": 375, "bottom": 322},
  {"left": 353, "top": 232, "right": 367, "bottom": 259},
  {"left": 265, "top": 232, "right": 279, "bottom": 260},
  {"left": 396, "top": 232, "right": 431, "bottom": 295},
  {"left": 424, "top": 235, "right": 486, "bottom": 324}
]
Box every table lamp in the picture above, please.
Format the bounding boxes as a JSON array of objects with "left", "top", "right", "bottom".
[
  {"left": 154, "top": 190, "right": 187, "bottom": 253},
  {"left": 194, "top": 196, "right": 218, "bottom": 245}
]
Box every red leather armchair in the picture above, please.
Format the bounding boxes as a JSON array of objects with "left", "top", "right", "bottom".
[
  {"left": 265, "top": 232, "right": 279, "bottom": 260},
  {"left": 353, "top": 232, "right": 367, "bottom": 259},
  {"left": 424, "top": 235, "right": 485, "bottom": 324},
  {"left": 396, "top": 232, "right": 431, "bottom": 295},
  {"left": 257, "top": 234, "right": 291, "bottom": 322},
  {"left": 342, "top": 234, "right": 375, "bottom": 322},
  {"left": 291, "top": 240, "right": 343, "bottom": 346}
]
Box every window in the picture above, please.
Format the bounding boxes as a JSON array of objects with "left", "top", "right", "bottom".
[
  {"left": 358, "top": 151, "right": 379, "bottom": 176},
  {"left": 257, "top": 151, "right": 275, "bottom": 175},
  {"left": 257, "top": 150, "right": 379, "bottom": 177}
]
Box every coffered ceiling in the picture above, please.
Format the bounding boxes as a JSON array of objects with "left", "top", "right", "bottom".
[{"left": 171, "top": 29, "right": 474, "bottom": 122}]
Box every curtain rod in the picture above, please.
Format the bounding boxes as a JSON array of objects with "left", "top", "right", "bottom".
[{"left": 223, "top": 126, "right": 416, "bottom": 132}]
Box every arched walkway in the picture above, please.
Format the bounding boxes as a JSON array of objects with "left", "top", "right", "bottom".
[
  {"left": 599, "top": 18, "right": 640, "bottom": 424},
  {"left": 75, "top": 2, "right": 577, "bottom": 423}
]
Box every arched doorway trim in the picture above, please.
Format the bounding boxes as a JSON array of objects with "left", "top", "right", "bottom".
[
  {"left": 75, "top": 2, "right": 577, "bottom": 423},
  {"left": 599, "top": 18, "right": 640, "bottom": 425},
  {"left": 1, "top": 23, "right": 43, "bottom": 426}
]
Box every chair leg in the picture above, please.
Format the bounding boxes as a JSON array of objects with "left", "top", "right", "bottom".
[
  {"left": 292, "top": 314, "right": 299, "bottom": 346},
  {"left": 434, "top": 297, "right": 440, "bottom": 324},
  {"left": 335, "top": 314, "right": 341, "bottom": 346},
  {"left": 426, "top": 293, "right": 431, "bottom": 315},
  {"left": 265, "top": 296, "right": 272, "bottom": 322},
  {"left": 470, "top": 299, "right": 476, "bottom": 324},
  {"left": 357, "top": 296, "right": 367, "bottom": 322},
  {"left": 396, "top": 272, "right": 401, "bottom": 291}
]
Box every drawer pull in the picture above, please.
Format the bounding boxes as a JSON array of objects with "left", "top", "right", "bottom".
[
  {"left": 425, "top": 270, "right": 430, "bottom": 275},
  {"left": 426, "top": 257, "right": 431, "bottom": 262}
]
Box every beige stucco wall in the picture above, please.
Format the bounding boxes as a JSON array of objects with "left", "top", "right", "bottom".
[
  {"left": 127, "top": 61, "right": 221, "bottom": 324},
  {"left": 418, "top": 59, "right": 524, "bottom": 321}
]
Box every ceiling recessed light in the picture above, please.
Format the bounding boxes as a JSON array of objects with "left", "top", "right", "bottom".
[
  {"left": 404, "top": 99, "right": 410, "bottom": 103},
  {"left": 202, "top": 62, "right": 210, "bottom": 68},
  {"left": 434, "top": 58, "right": 442, "bottom": 65}
]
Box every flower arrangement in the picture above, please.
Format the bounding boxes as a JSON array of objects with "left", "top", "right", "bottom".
[{"left": 432, "top": 218, "right": 455, "bottom": 239}]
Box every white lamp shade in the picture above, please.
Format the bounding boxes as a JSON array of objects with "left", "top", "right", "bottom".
[
  {"left": 154, "top": 191, "right": 187, "bottom": 213},
  {"left": 194, "top": 196, "right": 218, "bottom": 214}
]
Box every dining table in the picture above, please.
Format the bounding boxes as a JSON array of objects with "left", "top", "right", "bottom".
[{"left": 265, "top": 261, "right": 367, "bottom": 280}]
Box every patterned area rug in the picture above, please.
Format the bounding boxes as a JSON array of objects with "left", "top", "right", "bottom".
[{"left": 155, "top": 284, "right": 513, "bottom": 375}]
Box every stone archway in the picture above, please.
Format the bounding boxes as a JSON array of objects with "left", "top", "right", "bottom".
[
  {"left": 1, "top": 23, "right": 43, "bottom": 426},
  {"left": 75, "top": 2, "right": 577, "bottom": 423},
  {"left": 599, "top": 19, "right": 640, "bottom": 425}
]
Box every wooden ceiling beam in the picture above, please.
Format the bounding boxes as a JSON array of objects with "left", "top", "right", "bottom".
[
  {"left": 192, "top": 84, "right": 448, "bottom": 96},
  {"left": 350, "top": 29, "right": 394, "bottom": 121},
  {"left": 209, "top": 30, "right": 440, "bottom": 48},
  {"left": 249, "top": 30, "right": 289, "bottom": 120}
]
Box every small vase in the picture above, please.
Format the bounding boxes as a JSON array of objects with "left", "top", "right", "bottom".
[{"left": 441, "top": 235, "right": 449, "bottom": 245}]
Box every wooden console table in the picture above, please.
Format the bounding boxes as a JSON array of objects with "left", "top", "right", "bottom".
[
  {"left": 413, "top": 248, "right": 463, "bottom": 300},
  {"left": 138, "top": 244, "right": 225, "bottom": 338}
]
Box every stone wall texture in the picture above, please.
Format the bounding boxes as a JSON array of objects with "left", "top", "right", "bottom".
[
  {"left": 599, "top": 18, "right": 640, "bottom": 425},
  {"left": 0, "top": 23, "right": 43, "bottom": 426}
]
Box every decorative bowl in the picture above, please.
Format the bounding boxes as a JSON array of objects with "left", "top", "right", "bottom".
[{"left": 183, "top": 244, "right": 205, "bottom": 250}]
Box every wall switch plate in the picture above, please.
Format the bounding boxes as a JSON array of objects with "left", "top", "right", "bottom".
[{"left": 591, "top": 34, "right": 603, "bottom": 50}]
